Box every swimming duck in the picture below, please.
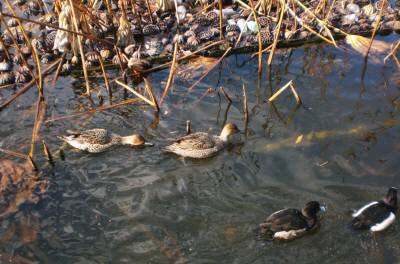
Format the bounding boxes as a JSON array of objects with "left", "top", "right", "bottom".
[
  {"left": 163, "top": 123, "right": 239, "bottom": 159},
  {"left": 351, "top": 187, "right": 398, "bottom": 232},
  {"left": 58, "top": 128, "right": 152, "bottom": 153},
  {"left": 259, "top": 201, "right": 326, "bottom": 241}
]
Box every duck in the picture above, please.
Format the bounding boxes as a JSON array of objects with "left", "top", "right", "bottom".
[
  {"left": 162, "top": 122, "right": 240, "bottom": 159},
  {"left": 351, "top": 187, "right": 398, "bottom": 232},
  {"left": 58, "top": 128, "right": 153, "bottom": 153},
  {"left": 259, "top": 201, "right": 326, "bottom": 241}
]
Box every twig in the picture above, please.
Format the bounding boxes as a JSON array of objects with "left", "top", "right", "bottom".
[
  {"left": 42, "top": 140, "right": 54, "bottom": 166},
  {"left": 384, "top": 40, "right": 400, "bottom": 65},
  {"left": 267, "top": 0, "right": 286, "bottom": 65},
  {"left": 248, "top": 0, "right": 263, "bottom": 74},
  {"left": 97, "top": 53, "right": 112, "bottom": 104},
  {"left": 186, "top": 120, "right": 191, "bottom": 135},
  {"left": 219, "top": 86, "right": 232, "bottom": 103},
  {"left": 242, "top": 84, "right": 249, "bottom": 124},
  {"left": 52, "top": 54, "right": 66, "bottom": 87},
  {"left": 160, "top": 42, "right": 178, "bottom": 104},
  {"left": 268, "top": 80, "right": 301, "bottom": 105},
  {"left": 115, "top": 80, "right": 156, "bottom": 107},
  {"left": 364, "top": 0, "right": 386, "bottom": 60},
  {"left": 143, "top": 77, "right": 160, "bottom": 112},
  {"left": 268, "top": 80, "right": 292, "bottom": 101},
  {"left": 0, "top": 147, "right": 28, "bottom": 159},
  {"left": 68, "top": 0, "right": 91, "bottom": 96},
  {"left": 289, "top": 83, "right": 301, "bottom": 104},
  {"left": 29, "top": 95, "right": 46, "bottom": 158},
  {"left": 218, "top": 0, "right": 223, "bottom": 40}
]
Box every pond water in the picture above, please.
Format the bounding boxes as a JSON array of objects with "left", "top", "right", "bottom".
[{"left": 0, "top": 34, "right": 399, "bottom": 263}]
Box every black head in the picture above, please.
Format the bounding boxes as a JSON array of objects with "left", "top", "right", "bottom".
[
  {"left": 383, "top": 187, "right": 398, "bottom": 209},
  {"left": 302, "top": 201, "right": 325, "bottom": 218}
]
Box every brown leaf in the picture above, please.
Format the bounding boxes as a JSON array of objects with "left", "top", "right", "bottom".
[{"left": 0, "top": 160, "right": 48, "bottom": 220}]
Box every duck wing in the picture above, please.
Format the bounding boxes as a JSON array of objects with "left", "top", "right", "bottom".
[
  {"left": 172, "top": 132, "right": 216, "bottom": 150},
  {"left": 67, "top": 129, "right": 111, "bottom": 144},
  {"left": 351, "top": 201, "right": 395, "bottom": 230},
  {"left": 263, "top": 208, "right": 308, "bottom": 232}
]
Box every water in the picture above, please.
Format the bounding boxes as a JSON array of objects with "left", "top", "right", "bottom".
[{"left": 0, "top": 35, "right": 399, "bottom": 263}]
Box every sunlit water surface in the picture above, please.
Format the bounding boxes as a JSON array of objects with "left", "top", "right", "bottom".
[{"left": 0, "top": 35, "right": 399, "bottom": 263}]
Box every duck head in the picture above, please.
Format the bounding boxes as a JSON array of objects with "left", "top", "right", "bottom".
[
  {"left": 121, "top": 134, "right": 153, "bottom": 146},
  {"left": 219, "top": 123, "right": 239, "bottom": 141},
  {"left": 302, "top": 201, "right": 326, "bottom": 219},
  {"left": 383, "top": 187, "right": 398, "bottom": 209}
]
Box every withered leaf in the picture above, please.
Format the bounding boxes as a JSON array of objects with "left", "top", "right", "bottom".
[{"left": 0, "top": 160, "right": 48, "bottom": 220}]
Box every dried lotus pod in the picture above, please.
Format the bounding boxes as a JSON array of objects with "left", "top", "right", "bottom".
[
  {"left": 173, "top": 33, "right": 185, "bottom": 44},
  {"left": 85, "top": 51, "right": 100, "bottom": 63},
  {"left": 226, "top": 31, "right": 239, "bottom": 43},
  {"left": 226, "top": 24, "right": 241, "bottom": 33},
  {"left": 0, "top": 60, "right": 13, "bottom": 72},
  {"left": 45, "top": 31, "right": 57, "bottom": 51},
  {"left": 0, "top": 72, "right": 15, "bottom": 85},
  {"left": 20, "top": 46, "right": 32, "bottom": 57},
  {"left": 71, "top": 55, "right": 80, "bottom": 65},
  {"left": 124, "top": 44, "right": 137, "bottom": 56},
  {"left": 361, "top": 4, "right": 375, "bottom": 16},
  {"left": 143, "top": 24, "right": 161, "bottom": 36},
  {"left": 187, "top": 35, "right": 200, "bottom": 48},
  {"left": 206, "top": 11, "right": 219, "bottom": 24},
  {"left": 198, "top": 29, "right": 215, "bottom": 41},
  {"left": 112, "top": 54, "right": 128, "bottom": 66},
  {"left": 128, "top": 57, "right": 152, "bottom": 72},
  {"left": 184, "top": 30, "right": 196, "bottom": 38},
  {"left": 61, "top": 61, "right": 72, "bottom": 74},
  {"left": 100, "top": 49, "right": 113, "bottom": 60},
  {"left": 41, "top": 53, "right": 55, "bottom": 64},
  {"left": 7, "top": 18, "right": 19, "bottom": 28},
  {"left": 258, "top": 16, "right": 272, "bottom": 29},
  {"left": 195, "top": 15, "right": 211, "bottom": 26},
  {"left": 15, "top": 66, "right": 32, "bottom": 83}
]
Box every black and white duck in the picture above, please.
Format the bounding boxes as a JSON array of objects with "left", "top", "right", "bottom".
[
  {"left": 351, "top": 187, "right": 398, "bottom": 232},
  {"left": 259, "top": 201, "right": 326, "bottom": 240}
]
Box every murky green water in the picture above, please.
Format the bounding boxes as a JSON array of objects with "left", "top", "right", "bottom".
[{"left": 0, "top": 35, "right": 399, "bottom": 263}]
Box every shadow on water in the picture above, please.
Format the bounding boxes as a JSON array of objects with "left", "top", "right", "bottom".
[{"left": 0, "top": 35, "right": 400, "bottom": 263}]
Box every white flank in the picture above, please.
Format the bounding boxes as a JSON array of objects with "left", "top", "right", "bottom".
[
  {"left": 352, "top": 201, "right": 379, "bottom": 217},
  {"left": 274, "top": 228, "right": 306, "bottom": 240},
  {"left": 370, "top": 213, "right": 396, "bottom": 232},
  {"left": 67, "top": 140, "right": 88, "bottom": 151}
]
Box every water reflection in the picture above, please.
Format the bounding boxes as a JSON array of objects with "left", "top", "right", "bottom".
[{"left": 0, "top": 35, "right": 399, "bottom": 263}]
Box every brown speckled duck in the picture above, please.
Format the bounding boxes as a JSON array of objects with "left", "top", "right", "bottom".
[
  {"left": 163, "top": 123, "right": 239, "bottom": 158},
  {"left": 58, "top": 128, "right": 152, "bottom": 153}
]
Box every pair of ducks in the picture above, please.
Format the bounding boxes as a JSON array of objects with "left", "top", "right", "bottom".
[
  {"left": 260, "top": 187, "right": 398, "bottom": 241},
  {"left": 58, "top": 123, "right": 240, "bottom": 158}
]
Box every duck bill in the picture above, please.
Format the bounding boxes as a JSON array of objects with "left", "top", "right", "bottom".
[{"left": 144, "top": 142, "right": 154, "bottom": 147}]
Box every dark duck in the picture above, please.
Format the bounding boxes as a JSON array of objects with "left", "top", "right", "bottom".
[
  {"left": 351, "top": 187, "right": 398, "bottom": 232},
  {"left": 259, "top": 201, "right": 326, "bottom": 240}
]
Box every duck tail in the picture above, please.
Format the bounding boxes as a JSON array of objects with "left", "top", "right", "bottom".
[
  {"left": 161, "top": 145, "right": 173, "bottom": 153},
  {"left": 57, "top": 135, "right": 71, "bottom": 142}
]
